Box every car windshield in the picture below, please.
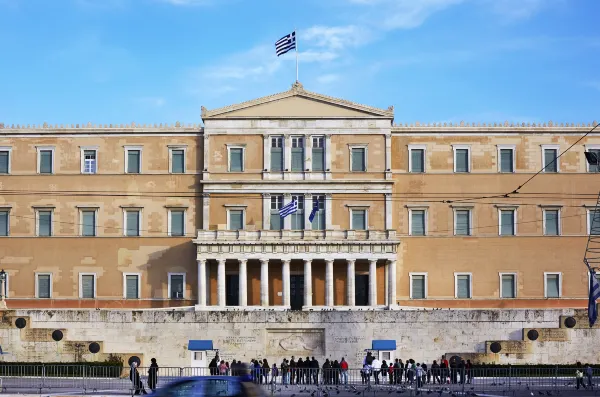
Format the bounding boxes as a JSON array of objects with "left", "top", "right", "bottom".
[{"left": 160, "top": 379, "right": 244, "bottom": 397}]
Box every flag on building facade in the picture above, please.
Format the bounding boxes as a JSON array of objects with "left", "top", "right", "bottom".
[
  {"left": 279, "top": 198, "right": 298, "bottom": 218},
  {"left": 308, "top": 197, "right": 320, "bottom": 223},
  {"left": 589, "top": 267, "right": 600, "bottom": 327},
  {"left": 275, "top": 31, "right": 296, "bottom": 56}
]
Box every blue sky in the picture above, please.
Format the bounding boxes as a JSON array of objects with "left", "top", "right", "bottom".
[{"left": 1, "top": 0, "right": 599, "bottom": 125}]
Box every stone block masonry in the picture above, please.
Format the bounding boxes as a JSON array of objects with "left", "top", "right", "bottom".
[{"left": 0, "top": 308, "right": 597, "bottom": 367}]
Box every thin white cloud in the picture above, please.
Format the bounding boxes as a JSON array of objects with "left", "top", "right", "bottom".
[
  {"left": 585, "top": 81, "right": 600, "bottom": 92},
  {"left": 484, "top": 0, "right": 551, "bottom": 21},
  {"left": 302, "top": 25, "right": 373, "bottom": 50},
  {"left": 317, "top": 74, "right": 341, "bottom": 84}
]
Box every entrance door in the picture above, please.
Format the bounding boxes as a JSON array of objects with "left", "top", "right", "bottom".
[
  {"left": 355, "top": 275, "right": 369, "bottom": 306},
  {"left": 290, "top": 275, "right": 305, "bottom": 310},
  {"left": 226, "top": 275, "right": 239, "bottom": 306}
]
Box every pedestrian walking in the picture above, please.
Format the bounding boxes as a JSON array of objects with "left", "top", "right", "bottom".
[
  {"left": 576, "top": 362, "right": 587, "bottom": 390},
  {"left": 130, "top": 362, "right": 147, "bottom": 395},
  {"left": 585, "top": 364, "right": 594, "bottom": 389},
  {"left": 147, "top": 358, "right": 158, "bottom": 392}
]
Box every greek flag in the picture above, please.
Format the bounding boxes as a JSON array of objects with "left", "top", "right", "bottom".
[
  {"left": 308, "top": 198, "right": 320, "bottom": 223},
  {"left": 589, "top": 268, "right": 600, "bottom": 327},
  {"left": 275, "top": 31, "right": 296, "bottom": 56},
  {"left": 279, "top": 198, "right": 298, "bottom": 218}
]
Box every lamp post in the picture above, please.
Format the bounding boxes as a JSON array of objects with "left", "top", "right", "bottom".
[{"left": 0, "top": 270, "right": 7, "bottom": 309}]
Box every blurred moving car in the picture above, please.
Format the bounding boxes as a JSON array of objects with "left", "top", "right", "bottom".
[{"left": 151, "top": 376, "right": 269, "bottom": 397}]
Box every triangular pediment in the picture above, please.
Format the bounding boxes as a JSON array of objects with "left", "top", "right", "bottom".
[{"left": 202, "top": 82, "right": 394, "bottom": 119}]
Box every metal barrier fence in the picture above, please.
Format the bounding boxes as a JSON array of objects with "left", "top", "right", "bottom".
[{"left": 0, "top": 365, "right": 598, "bottom": 395}]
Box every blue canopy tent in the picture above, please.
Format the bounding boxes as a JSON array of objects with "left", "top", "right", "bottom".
[{"left": 364, "top": 340, "right": 397, "bottom": 352}]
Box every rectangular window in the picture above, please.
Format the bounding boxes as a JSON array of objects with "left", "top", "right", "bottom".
[
  {"left": 81, "top": 210, "right": 96, "bottom": 237},
  {"left": 36, "top": 274, "right": 51, "bottom": 298},
  {"left": 171, "top": 149, "right": 185, "bottom": 174},
  {"left": 270, "top": 195, "right": 283, "bottom": 230},
  {"left": 499, "top": 147, "right": 515, "bottom": 173},
  {"left": 0, "top": 150, "right": 10, "bottom": 174},
  {"left": 312, "top": 137, "right": 325, "bottom": 171},
  {"left": 500, "top": 274, "right": 516, "bottom": 298},
  {"left": 454, "top": 209, "right": 471, "bottom": 236},
  {"left": 80, "top": 274, "right": 96, "bottom": 299},
  {"left": 291, "top": 137, "right": 304, "bottom": 172},
  {"left": 351, "top": 209, "right": 367, "bottom": 230},
  {"left": 228, "top": 147, "right": 244, "bottom": 172},
  {"left": 125, "top": 274, "right": 139, "bottom": 299},
  {"left": 169, "top": 210, "right": 185, "bottom": 236},
  {"left": 455, "top": 274, "right": 471, "bottom": 299},
  {"left": 409, "top": 147, "right": 425, "bottom": 173},
  {"left": 39, "top": 149, "right": 53, "bottom": 174},
  {"left": 410, "top": 209, "right": 426, "bottom": 236},
  {"left": 499, "top": 209, "right": 516, "bottom": 236},
  {"left": 410, "top": 274, "right": 426, "bottom": 299},
  {"left": 291, "top": 195, "right": 304, "bottom": 230},
  {"left": 351, "top": 147, "right": 366, "bottom": 172},
  {"left": 588, "top": 148, "right": 600, "bottom": 173},
  {"left": 169, "top": 273, "right": 185, "bottom": 299},
  {"left": 545, "top": 273, "right": 560, "bottom": 298},
  {"left": 543, "top": 147, "right": 558, "bottom": 173},
  {"left": 311, "top": 195, "right": 325, "bottom": 230},
  {"left": 271, "top": 137, "right": 283, "bottom": 172},
  {"left": 82, "top": 150, "right": 97, "bottom": 174},
  {"left": 454, "top": 147, "right": 470, "bottom": 173},
  {"left": 37, "top": 210, "right": 52, "bottom": 237},
  {"left": 543, "top": 209, "right": 560, "bottom": 236},
  {"left": 125, "top": 210, "right": 141, "bottom": 237},
  {"left": 228, "top": 210, "right": 244, "bottom": 230},
  {"left": 589, "top": 210, "right": 600, "bottom": 235},
  {"left": 126, "top": 149, "right": 141, "bottom": 174},
  {"left": 0, "top": 211, "right": 8, "bottom": 236}
]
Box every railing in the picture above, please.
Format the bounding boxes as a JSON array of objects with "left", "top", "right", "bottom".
[
  {"left": 0, "top": 365, "right": 597, "bottom": 396},
  {"left": 195, "top": 229, "right": 399, "bottom": 242}
]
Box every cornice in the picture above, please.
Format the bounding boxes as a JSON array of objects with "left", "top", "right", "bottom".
[
  {"left": 0, "top": 121, "right": 203, "bottom": 134},
  {"left": 392, "top": 120, "right": 598, "bottom": 132}
]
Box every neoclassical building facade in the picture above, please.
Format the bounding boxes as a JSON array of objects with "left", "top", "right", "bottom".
[{"left": 0, "top": 82, "right": 598, "bottom": 310}]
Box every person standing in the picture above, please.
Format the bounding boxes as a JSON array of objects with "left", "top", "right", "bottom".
[
  {"left": 147, "top": 358, "right": 159, "bottom": 392},
  {"left": 339, "top": 357, "right": 348, "bottom": 385},
  {"left": 585, "top": 364, "right": 594, "bottom": 389},
  {"left": 576, "top": 362, "right": 587, "bottom": 390},
  {"left": 371, "top": 356, "right": 381, "bottom": 385},
  {"left": 130, "top": 362, "right": 147, "bottom": 395}
]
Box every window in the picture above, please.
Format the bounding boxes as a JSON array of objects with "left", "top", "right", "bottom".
[
  {"left": 125, "top": 147, "right": 142, "bottom": 174},
  {"left": 36, "top": 209, "right": 53, "bottom": 237},
  {"left": 455, "top": 274, "right": 472, "bottom": 299},
  {"left": 169, "top": 273, "right": 185, "bottom": 299},
  {"left": 228, "top": 147, "right": 244, "bottom": 172},
  {"left": 543, "top": 209, "right": 560, "bottom": 236},
  {"left": 169, "top": 210, "right": 185, "bottom": 236},
  {"left": 80, "top": 273, "right": 96, "bottom": 299},
  {"left": 409, "top": 209, "right": 426, "bottom": 236},
  {"left": 37, "top": 147, "right": 54, "bottom": 174},
  {"left": 499, "top": 209, "right": 516, "bottom": 236},
  {"left": 497, "top": 145, "right": 515, "bottom": 173},
  {"left": 271, "top": 136, "right": 283, "bottom": 172},
  {"left": 350, "top": 209, "right": 367, "bottom": 230},
  {"left": 228, "top": 209, "right": 244, "bottom": 230},
  {"left": 312, "top": 137, "right": 325, "bottom": 171},
  {"left": 500, "top": 273, "right": 516, "bottom": 298},
  {"left": 270, "top": 195, "right": 283, "bottom": 230},
  {"left": 0, "top": 210, "right": 8, "bottom": 236},
  {"left": 545, "top": 273, "right": 561, "bottom": 298},
  {"left": 291, "top": 137, "right": 304, "bottom": 172},
  {"left": 36, "top": 273, "right": 52, "bottom": 299},
  {"left": 81, "top": 210, "right": 97, "bottom": 237},
  {"left": 0, "top": 148, "right": 11, "bottom": 174},
  {"left": 586, "top": 147, "right": 600, "bottom": 172},
  {"left": 124, "top": 210, "right": 141, "bottom": 237},
  {"left": 453, "top": 146, "right": 470, "bottom": 173},
  {"left": 542, "top": 145, "right": 559, "bottom": 173},
  {"left": 410, "top": 273, "right": 427, "bottom": 299},
  {"left": 350, "top": 147, "right": 366, "bottom": 172},
  {"left": 311, "top": 195, "right": 325, "bottom": 230},
  {"left": 81, "top": 148, "right": 97, "bottom": 174},
  {"left": 588, "top": 209, "right": 600, "bottom": 235},
  {"left": 291, "top": 195, "right": 304, "bottom": 230},
  {"left": 409, "top": 145, "right": 426, "bottom": 173},
  {"left": 170, "top": 147, "right": 185, "bottom": 174},
  {"left": 124, "top": 274, "right": 140, "bottom": 299},
  {"left": 454, "top": 209, "right": 471, "bottom": 236}
]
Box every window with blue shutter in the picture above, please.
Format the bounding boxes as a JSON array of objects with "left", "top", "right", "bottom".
[
  {"left": 127, "top": 150, "right": 141, "bottom": 174},
  {"left": 82, "top": 210, "right": 96, "bottom": 236},
  {"left": 39, "top": 150, "right": 53, "bottom": 174},
  {"left": 38, "top": 211, "right": 52, "bottom": 236},
  {"left": 271, "top": 137, "right": 283, "bottom": 171},
  {"left": 351, "top": 209, "right": 366, "bottom": 230},
  {"left": 500, "top": 210, "right": 515, "bottom": 236},
  {"left": 81, "top": 275, "right": 95, "bottom": 298},
  {"left": 229, "top": 210, "right": 244, "bottom": 230},
  {"left": 455, "top": 210, "right": 470, "bottom": 236},
  {"left": 410, "top": 149, "right": 424, "bottom": 173},
  {"left": 170, "top": 210, "right": 185, "bottom": 236},
  {"left": 544, "top": 210, "right": 559, "bottom": 236},
  {"left": 501, "top": 274, "right": 515, "bottom": 298},
  {"left": 351, "top": 148, "right": 366, "bottom": 172},
  {"left": 37, "top": 274, "right": 51, "bottom": 298},
  {"left": 545, "top": 274, "right": 560, "bottom": 298},
  {"left": 312, "top": 137, "right": 324, "bottom": 171},
  {"left": 170, "top": 274, "right": 184, "bottom": 299},
  {"left": 171, "top": 149, "right": 185, "bottom": 173},
  {"left": 456, "top": 275, "right": 471, "bottom": 298},
  {"left": 125, "top": 275, "right": 139, "bottom": 299},
  {"left": 411, "top": 275, "right": 425, "bottom": 299},
  {"left": 411, "top": 210, "right": 426, "bottom": 236},
  {"left": 455, "top": 148, "right": 469, "bottom": 172},
  {"left": 0, "top": 211, "right": 8, "bottom": 236},
  {"left": 291, "top": 137, "right": 304, "bottom": 171},
  {"left": 590, "top": 210, "right": 600, "bottom": 235},
  {"left": 270, "top": 196, "right": 283, "bottom": 230},
  {"left": 499, "top": 149, "right": 514, "bottom": 172},
  {"left": 0, "top": 151, "right": 9, "bottom": 174},
  {"left": 126, "top": 211, "right": 140, "bottom": 237},
  {"left": 543, "top": 148, "right": 558, "bottom": 173},
  {"left": 229, "top": 148, "right": 243, "bottom": 172}
]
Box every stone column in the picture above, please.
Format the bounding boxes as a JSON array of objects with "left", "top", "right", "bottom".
[
  {"left": 238, "top": 259, "right": 247, "bottom": 307},
  {"left": 282, "top": 259, "right": 291, "bottom": 307},
  {"left": 304, "top": 259, "right": 312, "bottom": 308},
  {"left": 260, "top": 259, "right": 269, "bottom": 306},
  {"left": 388, "top": 259, "right": 397, "bottom": 307},
  {"left": 217, "top": 259, "right": 226, "bottom": 307},
  {"left": 325, "top": 259, "right": 334, "bottom": 307},
  {"left": 197, "top": 259, "right": 206, "bottom": 307},
  {"left": 347, "top": 259, "right": 355, "bottom": 306},
  {"left": 369, "top": 259, "right": 377, "bottom": 306}
]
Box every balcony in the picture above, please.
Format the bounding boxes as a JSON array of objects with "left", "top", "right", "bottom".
[{"left": 194, "top": 229, "right": 398, "bottom": 244}]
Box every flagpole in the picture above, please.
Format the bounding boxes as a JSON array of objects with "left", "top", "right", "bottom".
[{"left": 295, "top": 28, "right": 299, "bottom": 82}]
